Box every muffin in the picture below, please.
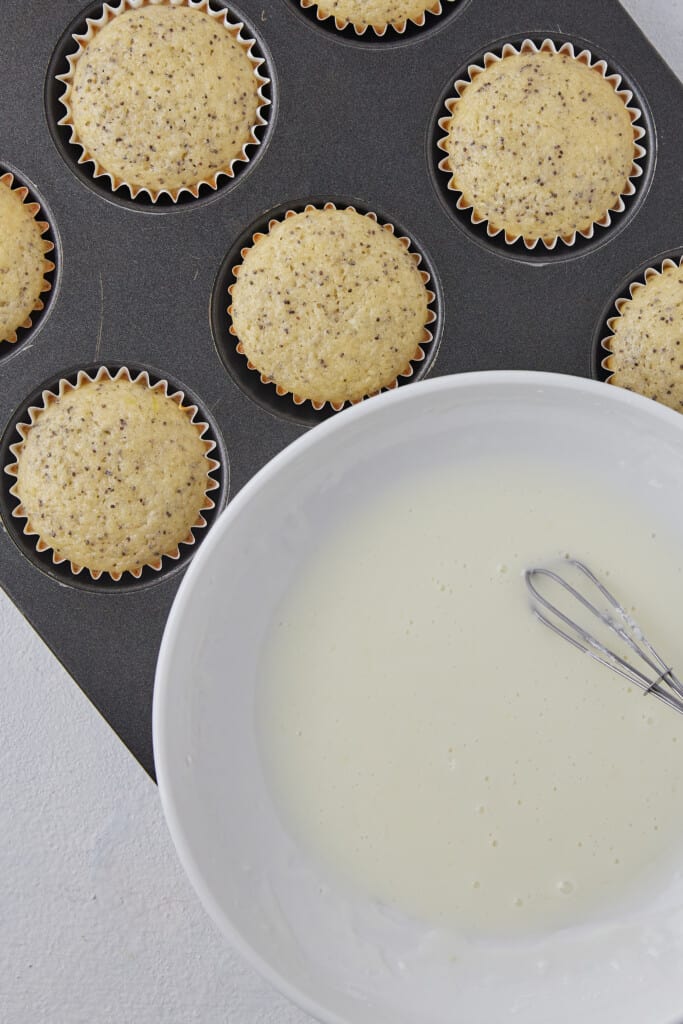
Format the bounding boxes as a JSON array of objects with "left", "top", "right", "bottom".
[
  {"left": 228, "top": 204, "right": 435, "bottom": 410},
  {"left": 437, "top": 39, "right": 645, "bottom": 249},
  {"left": 6, "top": 367, "right": 220, "bottom": 580},
  {"left": 602, "top": 257, "right": 683, "bottom": 412},
  {"left": 0, "top": 172, "right": 55, "bottom": 345},
  {"left": 300, "top": 0, "right": 450, "bottom": 35},
  {"left": 57, "top": 0, "right": 269, "bottom": 201}
]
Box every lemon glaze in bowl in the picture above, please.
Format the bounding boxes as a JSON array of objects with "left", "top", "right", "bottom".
[{"left": 154, "top": 371, "right": 683, "bottom": 1024}]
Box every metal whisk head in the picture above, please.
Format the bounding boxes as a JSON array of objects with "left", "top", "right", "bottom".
[{"left": 525, "top": 559, "right": 683, "bottom": 716}]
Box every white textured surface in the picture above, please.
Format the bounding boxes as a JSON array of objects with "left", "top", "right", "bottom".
[
  {"left": 1, "top": 3, "right": 681, "bottom": 1022},
  {"left": 0, "top": 594, "right": 308, "bottom": 1024}
]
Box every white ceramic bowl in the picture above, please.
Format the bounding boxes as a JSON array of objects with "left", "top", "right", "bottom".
[{"left": 154, "top": 372, "right": 683, "bottom": 1024}]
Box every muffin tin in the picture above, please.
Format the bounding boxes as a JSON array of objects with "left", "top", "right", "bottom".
[{"left": 1, "top": 0, "right": 681, "bottom": 778}]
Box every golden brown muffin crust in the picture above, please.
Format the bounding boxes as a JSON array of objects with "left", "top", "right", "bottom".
[
  {"left": 67, "top": 4, "right": 262, "bottom": 193},
  {"left": 605, "top": 261, "right": 683, "bottom": 412},
  {"left": 0, "top": 179, "right": 53, "bottom": 343},
  {"left": 12, "top": 376, "right": 214, "bottom": 576},
  {"left": 310, "top": 0, "right": 441, "bottom": 26},
  {"left": 230, "top": 208, "right": 431, "bottom": 405},
  {"left": 442, "top": 50, "right": 636, "bottom": 241}
]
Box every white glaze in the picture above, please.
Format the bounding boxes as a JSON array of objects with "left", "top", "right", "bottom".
[{"left": 259, "top": 457, "right": 683, "bottom": 936}]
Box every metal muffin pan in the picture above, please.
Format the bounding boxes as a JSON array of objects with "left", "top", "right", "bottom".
[{"left": 1, "top": 0, "right": 681, "bottom": 778}]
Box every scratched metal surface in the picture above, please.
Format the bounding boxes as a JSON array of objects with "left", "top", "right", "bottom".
[{"left": 0, "top": 0, "right": 681, "bottom": 778}]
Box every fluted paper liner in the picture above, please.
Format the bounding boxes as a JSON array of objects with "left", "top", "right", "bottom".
[
  {"left": 437, "top": 38, "right": 647, "bottom": 250},
  {"left": 299, "top": 0, "right": 453, "bottom": 37},
  {"left": 0, "top": 172, "right": 55, "bottom": 345},
  {"left": 5, "top": 366, "right": 221, "bottom": 581},
  {"left": 56, "top": 0, "right": 270, "bottom": 203},
  {"left": 601, "top": 254, "right": 683, "bottom": 383},
  {"left": 227, "top": 202, "right": 437, "bottom": 412}
]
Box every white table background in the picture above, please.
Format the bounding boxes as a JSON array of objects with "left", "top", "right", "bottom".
[{"left": 2, "top": 4, "right": 682, "bottom": 1021}]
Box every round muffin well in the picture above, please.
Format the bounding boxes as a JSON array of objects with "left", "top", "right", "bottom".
[
  {"left": 299, "top": 0, "right": 449, "bottom": 35},
  {"left": 437, "top": 38, "right": 645, "bottom": 250},
  {"left": 602, "top": 256, "right": 683, "bottom": 412},
  {"left": 56, "top": 0, "right": 270, "bottom": 202},
  {"left": 0, "top": 172, "right": 55, "bottom": 345},
  {"left": 5, "top": 367, "right": 220, "bottom": 580},
  {"left": 228, "top": 204, "right": 436, "bottom": 410}
]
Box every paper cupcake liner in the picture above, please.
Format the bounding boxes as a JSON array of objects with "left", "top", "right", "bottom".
[
  {"left": 436, "top": 38, "right": 647, "bottom": 250},
  {"left": 600, "top": 254, "right": 683, "bottom": 380},
  {"left": 299, "top": 0, "right": 454, "bottom": 37},
  {"left": 5, "top": 366, "right": 221, "bottom": 581},
  {"left": 56, "top": 0, "right": 270, "bottom": 203},
  {"left": 0, "top": 172, "right": 56, "bottom": 345},
  {"left": 227, "top": 202, "right": 437, "bottom": 412}
]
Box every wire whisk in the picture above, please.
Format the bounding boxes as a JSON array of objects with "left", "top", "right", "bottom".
[{"left": 525, "top": 559, "right": 683, "bottom": 716}]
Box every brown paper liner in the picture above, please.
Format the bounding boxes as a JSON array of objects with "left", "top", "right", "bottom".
[
  {"left": 299, "top": 0, "right": 453, "bottom": 36},
  {"left": 601, "top": 254, "right": 683, "bottom": 382},
  {"left": 0, "top": 172, "right": 55, "bottom": 345},
  {"left": 227, "top": 202, "right": 437, "bottom": 412},
  {"left": 436, "top": 38, "right": 647, "bottom": 250},
  {"left": 56, "top": 0, "right": 270, "bottom": 203},
  {"left": 5, "top": 366, "right": 221, "bottom": 581}
]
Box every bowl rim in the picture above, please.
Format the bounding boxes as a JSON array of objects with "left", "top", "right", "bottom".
[{"left": 153, "top": 369, "right": 683, "bottom": 1024}]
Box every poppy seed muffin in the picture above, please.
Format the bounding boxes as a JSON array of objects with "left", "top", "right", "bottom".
[
  {"left": 8, "top": 370, "right": 218, "bottom": 579},
  {"left": 229, "top": 206, "right": 433, "bottom": 407},
  {"left": 604, "top": 259, "right": 683, "bottom": 412},
  {"left": 61, "top": 1, "right": 265, "bottom": 198},
  {"left": 439, "top": 45, "right": 639, "bottom": 245},
  {"left": 303, "top": 0, "right": 444, "bottom": 32},
  {"left": 0, "top": 175, "right": 55, "bottom": 344}
]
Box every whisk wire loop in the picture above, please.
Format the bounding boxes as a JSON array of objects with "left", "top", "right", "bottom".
[{"left": 525, "top": 559, "right": 683, "bottom": 716}]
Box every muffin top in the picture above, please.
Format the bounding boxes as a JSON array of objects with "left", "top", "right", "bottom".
[
  {"left": 441, "top": 50, "right": 636, "bottom": 241},
  {"left": 605, "top": 261, "right": 683, "bottom": 412},
  {"left": 12, "top": 376, "right": 214, "bottom": 577},
  {"left": 66, "top": 4, "right": 262, "bottom": 193},
  {"left": 230, "top": 207, "right": 431, "bottom": 405},
  {"left": 311, "top": 0, "right": 441, "bottom": 26},
  {"left": 0, "top": 178, "right": 52, "bottom": 343}
]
